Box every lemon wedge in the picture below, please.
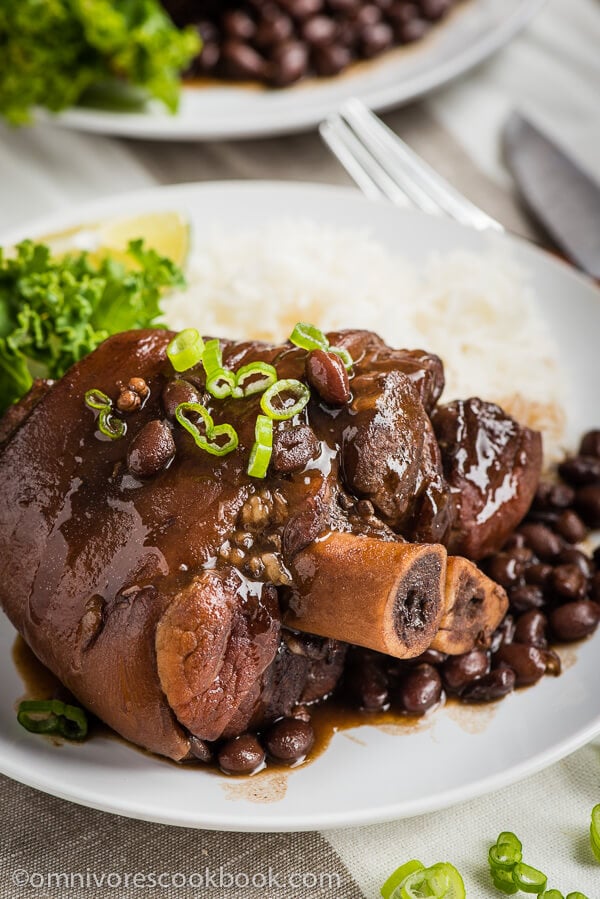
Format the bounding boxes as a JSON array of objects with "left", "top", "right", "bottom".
[{"left": 41, "top": 211, "right": 190, "bottom": 269}]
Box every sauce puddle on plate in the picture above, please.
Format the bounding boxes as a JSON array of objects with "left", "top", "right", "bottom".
[{"left": 12, "top": 635, "right": 503, "bottom": 802}]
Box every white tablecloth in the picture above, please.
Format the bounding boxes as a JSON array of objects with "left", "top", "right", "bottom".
[{"left": 0, "top": 1, "right": 599, "bottom": 896}]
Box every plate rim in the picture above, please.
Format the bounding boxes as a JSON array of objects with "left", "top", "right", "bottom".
[
  {"left": 42, "top": 0, "right": 547, "bottom": 140},
  {"left": 1, "top": 178, "right": 599, "bottom": 832}
]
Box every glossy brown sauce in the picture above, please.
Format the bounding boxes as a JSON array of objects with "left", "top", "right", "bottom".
[{"left": 12, "top": 634, "right": 434, "bottom": 762}]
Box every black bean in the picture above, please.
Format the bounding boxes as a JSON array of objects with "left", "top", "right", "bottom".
[
  {"left": 551, "top": 564, "right": 588, "bottom": 601},
  {"left": 514, "top": 610, "right": 548, "bottom": 648},
  {"left": 556, "top": 548, "right": 594, "bottom": 579},
  {"left": 489, "top": 614, "right": 515, "bottom": 653},
  {"left": 399, "top": 663, "right": 442, "bottom": 714},
  {"left": 270, "top": 40, "right": 309, "bottom": 85},
  {"left": 524, "top": 563, "right": 553, "bottom": 587},
  {"left": 518, "top": 523, "right": 562, "bottom": 561},
  {"left": 255, "top": 13, "right": 294, "bottom": 47},
  {"left": 388, "top": 2, "right": 420, "bottom": 25},
  {"left": 550, "top": 600, "right": 599, "bottom": 641},
  {"left": 502, "top": 532, "right": 526, "bottom": 551},
  {"left": 414, "top": 649, "right": 447, "bottom": 666},
  {"left": 532, "top": 482, "right": 575, "bottom": 511},
  {"left": 162, "top": 378, "right": 200, "bottom": 420},
  {"left": 223, "top": 10, "right": 256, "bottom": 40},
  {"left": 460, "top": 666, "right": 516, "bottom": 703},
  {"left": 218, "top": 734, "right": 265, "bottom": 775},
  {"left": 441, "top": 650, "right": 489, "bottom": 693},
  {"left": 487, "top": 553, "right": 522, "bottom": 588},
  {"left": 509, "top": 584, "right": 545, "bottom": 613},
  {"left": 265, "top": 718, "right": 315, "bottom": 761},
  {"left": 346, "top": 655, "right": 389, "bottom": 711},
  {"left": 222, "top": 40, "right": 268, "bottom": 80},
  {"left": 558, "top": 455, "right": 600, "bottom": 486},
  {"left": 575, "top": 484, "right": 600, "bottom": 528},
  {"left": 127, "top": 419, "right": 175, "bottom": 478},
  {"left": 579, "top": 430, "right": 600, "bottom": 458},
  {"left": 188, "top": 736, "right": 213, "bottom": 763},
  {"left": 420, "top": 0, "right": 451, "bottom": 19},
  {"left": 555, "top": 509, "right": 588, "bottom": 544},
  {"left": 360, "top": 21, "right": 394, "bottom": 55},
  {"left": 302, "top": 14, "right": 337, "bottom": 44},
  {"left": 305, "top": 349, "right": 351, "bottom": 405},
  {"left": 313, "top": 43, "right": 352, "bottom": 75},
  {"left": 399, "top": 17, "right": 429, "bottom": 42},
  {"left": 494, "top": 643, "right": 546, "bottom": 686}
]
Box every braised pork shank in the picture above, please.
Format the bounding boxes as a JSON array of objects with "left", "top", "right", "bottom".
[{"left": 0, "top": 329, "right": 541, "bottom": 761}]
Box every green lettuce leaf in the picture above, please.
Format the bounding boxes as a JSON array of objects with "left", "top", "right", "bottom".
[
  {"left": 0, "top": 0, "right": 200, "bottom": 123},
  {"left": 0, "top": 238, "right": 184, "bottom": 415}
]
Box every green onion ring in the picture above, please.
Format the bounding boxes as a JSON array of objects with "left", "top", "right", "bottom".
[
  {"left": 289, "top": 322, "right": 329, "bottom": 352},
  {"left": 539, "top": 891, "right": 565, "bottom": 899},
  {"left": 167, "top": 328, "right": 205, "bottom": 373},
  {"left": 381, "top": 861, "right": 425, "bottom": 899},
  {"left": 175, "top": 402, "right": 239, "bottom": 457},
  {"left": 512, "top": 863, "right": 547, "bottom": 894},
  {"left": 329, "top": 345, "right": 354, "bottom": 371},
  {"left": 206, "top": 369, "right": 236, "bottom": 399},
  {"left": 260, "top": 379, "right": 310, "bottom": 421},
  {"left": 17, "top": 699, "right": 88, "bottom": 741},
  {"left": 232, "top": 362, "right": 278, "bottom": 398},
  {"left": 247, "top": 415, "right": 273, "bottom": 479},
  {"left": 489, "top": 844, "right": 522, "bottom": 871},
  {"left": 98, "top": 408, "right": 127, "bottom": 440},
  {"left": 84, "top": 388, "right": 112, "bottom": 411}
]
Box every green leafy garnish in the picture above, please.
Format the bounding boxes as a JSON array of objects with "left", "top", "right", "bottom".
[
  {"left": 0, "top": 0, "right": 200, "bottom": 124},
  {"left": 0, "top": 238, "right": 184, "bottom": 415}
]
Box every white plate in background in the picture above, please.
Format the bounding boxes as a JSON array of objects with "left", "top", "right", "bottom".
[
  {"left": 46, "top": 0, "right": 545, "bottom": 140},
  {"left": 0, "top": 180, "right": 598, "bottom": 832}
]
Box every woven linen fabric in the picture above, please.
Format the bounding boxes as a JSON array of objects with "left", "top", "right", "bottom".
[{"left": 0, "top": 0, "right": 599, "bottom": 896}]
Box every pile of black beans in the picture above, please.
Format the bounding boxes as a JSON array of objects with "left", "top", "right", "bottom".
[
  {"left": 345, "top": 429, "right": 600, "bottom": 719},
  {"left": 165, "top": 0, "right": 461, "bottom": 87}
]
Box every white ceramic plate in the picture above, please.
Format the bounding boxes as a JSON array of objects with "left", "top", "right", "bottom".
[
  {"left": 1, "top": 181, "right": 599, "bottom": 833},
  {"left": 47, "top": 0, "right": 544, "bottom": 140}
]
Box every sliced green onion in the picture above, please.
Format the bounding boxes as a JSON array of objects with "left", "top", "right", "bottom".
[
  {"left": 491, "top": 871, "right": 519, "bottom": 895},
  {"left": 540, "top": 891, "right": 564, "bottom": 899},
  {"left": 512, "top": 863, "right": 547, "bottom": 894},
  {"left": 381, "top": 861, "right": 424, "bottom": 899},
  {"left": 175, "top": 402, "right": 238, "bottom": 457},
  {"left": 565, "top": 893, "right": 589, "bottom": 899},
  {"left": 497, "top": 833, "right": 523, "bottom": 854},
  {"left": 233, "top": 362, "right": 278, "bottom": 398},
  {"left": 398, "top": 862, "right": 465, "bottom": 899},
  {"left": 591, "top": 805, "right": 600, "bottom": 862},
  {"left": 85, "top": 388, "right": 111, "bottom": 411},
  {"left": 260, "top": 378, "right": 310, "bottom": 421},
  {"left": 17, "top": 699, "right": 88, "bottom": 741},
  {"left": 489, "top": 843, "right": 522, "bottom": 871},
  {"left": 98, "top": 408, "right": 126, "bottom": 440},
  {"left": 202, "top": 339, "right": 235, "bottom": 399},
  {"left": 167, "top": 328, "right": 205, "bottom": 373},
  {"left": 207, "top": 369, "right": 236, "bottom": 400},
  {"left": 202, "top": 338, "right": 224, "bottom": 376},
  {"left": 247, "top": 414, "right": 273, "bottom": 479},
  {"left": 289, "top": 322, "right": 329, "bottom": 352},
  {"left": 330, "top": 345, "right": 354, "bottom": 371}
]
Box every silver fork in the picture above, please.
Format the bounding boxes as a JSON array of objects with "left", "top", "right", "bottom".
[{"left": 320, "top": 98, "right": 503, "bottom": 233}]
